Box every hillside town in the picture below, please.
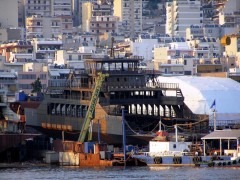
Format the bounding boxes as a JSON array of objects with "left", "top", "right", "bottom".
[{"left": 0, "top": 0, "right": 240, "bottom": 167}]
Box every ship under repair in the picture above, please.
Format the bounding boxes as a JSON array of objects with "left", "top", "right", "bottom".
[{"left": 17, "top": 56, "right": 193, "bottom": 145}]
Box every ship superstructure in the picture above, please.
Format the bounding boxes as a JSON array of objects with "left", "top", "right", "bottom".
[{"left": 24, "top": 55, "right": 185, "bottom": 145}]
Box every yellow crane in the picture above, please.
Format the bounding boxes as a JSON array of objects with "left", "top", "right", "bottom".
[{"left": 77, "top": 72, "right": 109, "bottom": 143}]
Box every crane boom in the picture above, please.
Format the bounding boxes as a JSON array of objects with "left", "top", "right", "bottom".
[{"left": 78, "top": 72, "right": 109, "bottom": 143}]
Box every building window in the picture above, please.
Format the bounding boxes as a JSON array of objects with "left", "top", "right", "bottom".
[
  {"left": 40, "top": 74, "right": 47, "bottom": 80},
  {"left": 69, "top": 55, "right": 72, "bottom": 60},
  {"left": 37, "top": 22, "right": 41, "bottom": 26},
  {"left": 184, "top": 60, "right": 187, "bottom": 65},
  {"left": 78, "top": 55, "right": 81, "bottom": 60}
]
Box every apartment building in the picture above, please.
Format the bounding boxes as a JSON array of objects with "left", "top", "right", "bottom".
[
  {"left": 31, "top": 37, "right": 62, "bottom": 63},
  {"left": 0, "top": 40, "right": 33, "bottom": 63},
  {"left": 191, "top": 37, "right": 220, "bottom": 62},
  {"left": 0, "top": 28, "right": 25, "bottom": 43},
  {"left": 186, "top": 24, "right": 221, "bottom": 40},
  {"left": 18, "top": 63, "right": 48, "bottom": 94},
  {"left": 166, "top": 0, "right": 203, "bottom": 37},
  {"left": 24, "top": 0, "right": 72, "bottom": 16},
  {"left": 54, "top": 49, "right": 92, "bottom": 69},
  {"left": 90, "top": 16, "right": 118, "bottom": 35},
  {"left": 218, "top": 0, "right": 240, "bottom": 27},
  {"left": 24, "top": 0, "right": 52, "bottom": 17},
  {"left": 0, "top": 0, "right": 19, "bottom": 28},
  {"left": 26, "top": 15, "right": 62, "bottom": 39},
  {"left": 114, "top": 0, "right": 142, "bottom": 37},
  {"left": 0, "top": 72, "right": 18, "bottom": 100},
  {"left": 130, "top": 35, "right": 158, "bottom": 61},
  {"left": 152, "top": 40, "right": 194, "bottom": 70},
  {"left": 82, "top": 1, "right": 113, "bottom": 33},
  {"left": 24, "top": 0, "right": 73, "bottom": 33}
]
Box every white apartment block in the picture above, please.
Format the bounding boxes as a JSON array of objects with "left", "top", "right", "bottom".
[
  {"left": 218, "top": 0, "right": 240, "bottom": 28},
  {"left": 130, "top": 36, "right": 158, "bottom": 61},
  {"left": 114, "top": 0, "right": 142, "bottom": 37},
  {"left": 54, "top": 49, "right": 92, "bottom": 69},
  {"left": 166, "top": 0, "right": 203, "bottom": 38},
  {"left": 186, "top": 24, "right": 221, "bottom": 40},
  {"left": 31, "top": 37, "right": 62, "bottom": 63},
  {"left": 53, "top": 0, "right": 72, "bottom": 16}
]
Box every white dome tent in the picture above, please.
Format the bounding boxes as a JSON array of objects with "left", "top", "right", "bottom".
[{"left": 155, "top": 76, "right": 240, "bottom": 127}]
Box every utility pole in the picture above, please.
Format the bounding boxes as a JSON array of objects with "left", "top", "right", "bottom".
[
  {"left": 121, "top": 106, "right": 126, "bottom": 166},
  {"left": 174, "top": 124, "right": 178, "bottom": 142}
]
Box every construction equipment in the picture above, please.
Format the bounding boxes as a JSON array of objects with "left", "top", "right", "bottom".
[{"left": 78, "top": 72, "right": 109, "bottom": 143}]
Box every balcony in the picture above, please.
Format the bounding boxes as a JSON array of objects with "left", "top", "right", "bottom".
[
  {"left": 26, "top": 23, "right": 43, "bottom": 27},
  {"left": 0, "top": 80, "right": 16, "bottom": 85},
  {"left": 37, "top": 48, "right": 59, "bottom": 53}
]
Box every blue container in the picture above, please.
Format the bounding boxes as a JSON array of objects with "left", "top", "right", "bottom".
[
  {"left": 19, "top": 92, "right": 26, "bottom": 101},
  {"left": 84, "top": 142, "right": 95, "bottom": 153},
  {"left": 126, "top": 145, "right": 134, "bottom": 152}
]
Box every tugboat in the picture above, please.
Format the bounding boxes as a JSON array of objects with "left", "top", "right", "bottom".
[{"left": 132, "top": 123, "right": 233, "bottom": 166}]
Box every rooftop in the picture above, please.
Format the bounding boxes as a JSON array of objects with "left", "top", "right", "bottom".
[{"left": 201, "top": 129, "right": 240, "bottom": 140}]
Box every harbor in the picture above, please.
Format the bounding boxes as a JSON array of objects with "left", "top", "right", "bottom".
[{"left": 1, "top": 0, "right": 240, "bottom": 178}]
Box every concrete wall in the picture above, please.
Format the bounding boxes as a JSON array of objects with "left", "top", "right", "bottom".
[{"left": 0, "top": 0, "right": 18, "bottom": 28}]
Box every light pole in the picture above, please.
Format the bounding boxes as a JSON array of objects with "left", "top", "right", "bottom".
[{"left": 121, "top": 106, "right": 126, "bottom": 166}]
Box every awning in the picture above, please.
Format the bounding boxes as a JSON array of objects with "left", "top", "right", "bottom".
[{"left": 201, "top": 130, "right": 240, "bottom": 140}]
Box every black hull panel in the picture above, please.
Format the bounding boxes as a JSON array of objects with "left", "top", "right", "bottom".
[{"left": 27, "top": 125, "right": 153, "bottom": 146}]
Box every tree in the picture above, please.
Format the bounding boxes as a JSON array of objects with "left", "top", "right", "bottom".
[{"left": 31, "top": 77, "right": 42, "bottom": 93}]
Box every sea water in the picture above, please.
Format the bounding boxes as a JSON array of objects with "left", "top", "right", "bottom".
[{"left": 0, "top": 166, "right": 239, "bottom": 180}]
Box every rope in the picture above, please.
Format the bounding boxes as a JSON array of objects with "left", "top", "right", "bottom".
[
  {"left": 124, "top": 119, "right": 159, "bottom": 135},
  {"left": 176, "top": 116, "right": 210, "bottom": 127}
]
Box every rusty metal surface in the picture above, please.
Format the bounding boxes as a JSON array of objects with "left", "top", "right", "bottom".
[{"left": 53, "top": 140, "right": 84, "bottom": 153}]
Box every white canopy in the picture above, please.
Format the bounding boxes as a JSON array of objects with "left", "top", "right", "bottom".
[{"left": 156, "top": 76, "right": 240, "bottom": 125}]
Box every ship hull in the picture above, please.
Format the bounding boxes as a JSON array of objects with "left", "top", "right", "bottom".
[
  {"left": 132, "top": 154, "right": 232, "bottom": 166},
  {"left": 27, "top": 125, "right": 153, "bottom": 146}
]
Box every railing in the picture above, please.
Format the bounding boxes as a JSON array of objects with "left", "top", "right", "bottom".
[
  {"left": 142, "top": 151, "right": 185, "bottom": 157},
  {"left": 48, "top": 79, "right": 89, "bottom": 88}
]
